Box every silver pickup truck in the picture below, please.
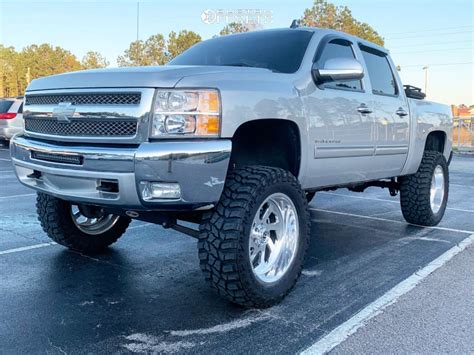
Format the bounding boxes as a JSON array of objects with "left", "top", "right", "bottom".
[{"left": 10, "top": 26, "right": 452, "bottom": 307}]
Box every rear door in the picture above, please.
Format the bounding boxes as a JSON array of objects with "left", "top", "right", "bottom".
[{"left": 359, "top": 45, "right": 409, "bottom": 177}]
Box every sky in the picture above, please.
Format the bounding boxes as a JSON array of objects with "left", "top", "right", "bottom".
[{"left": 1, "top": 0, "right": 473, "bottom": 105}]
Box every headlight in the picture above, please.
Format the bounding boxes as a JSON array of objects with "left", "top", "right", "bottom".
[{"left": 151, "top": 89, "right": 220, "bottom": 138}]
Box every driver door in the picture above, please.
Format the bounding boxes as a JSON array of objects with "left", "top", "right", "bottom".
[{"left": 302, "top": 37, "right": 375, "bottom": 187}]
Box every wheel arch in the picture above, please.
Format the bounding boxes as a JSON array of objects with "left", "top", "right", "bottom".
[
  {"left": 229, "top": 119, "right": 302, "bottom": 178},
  {"left": 424, "top": 130, "right": 447, "bottom": 153}
]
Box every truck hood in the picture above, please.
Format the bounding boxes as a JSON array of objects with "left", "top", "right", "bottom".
[{"left": 26, "top": 65, "right": 272, "bottom": 91}]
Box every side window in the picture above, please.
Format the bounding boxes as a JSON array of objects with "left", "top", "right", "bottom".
[
  {"left": 316, "top": 39, "right": 362, "bottom": 91},
  {"left": 360, "top": 45, "right": 398, "bottom": 96},
  {"left": 18, "top": 103, "right": 23, "bottom": 113}
]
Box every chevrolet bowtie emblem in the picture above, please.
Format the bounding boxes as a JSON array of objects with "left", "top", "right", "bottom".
[{"left": 52, "top": 102, "right": 75, "bottom": 123}]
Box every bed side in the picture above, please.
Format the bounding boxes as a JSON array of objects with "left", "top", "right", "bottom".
[{"left": 401, "top": 98, "right": 453, "bottom": 176}]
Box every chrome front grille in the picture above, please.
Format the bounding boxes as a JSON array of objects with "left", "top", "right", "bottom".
[
  {"left": 25, "top": 92, "right": 141, "bottom": 106},
  {"left": 23, "top": 88, "right": 154, "bottom": 144},
  {"left": 25, "top": 119, "right": 137, "bottom": 137}
]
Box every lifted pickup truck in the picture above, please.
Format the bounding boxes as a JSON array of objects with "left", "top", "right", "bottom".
[{"left": 11, "top": 26, "right": 452, "bottom": 307}]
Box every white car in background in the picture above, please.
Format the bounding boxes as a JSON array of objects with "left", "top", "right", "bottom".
[{"left": 0, "top": 97, "right": 24, "bottom": 144}]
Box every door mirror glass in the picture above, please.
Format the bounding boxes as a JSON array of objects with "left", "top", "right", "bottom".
[{"left": 312, "top": 58, "right": 364, "bottom": 84}]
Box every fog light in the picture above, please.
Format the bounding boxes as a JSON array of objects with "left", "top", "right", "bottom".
[{"left": 141, "top": 182, "right": 181, "bottom": 200}]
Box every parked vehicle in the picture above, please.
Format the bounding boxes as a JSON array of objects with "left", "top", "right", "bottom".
[
  {"left": 10, "top": 26, "right": 452, "bottom": 307},
  {"left": 0, "top": 97, "right": 24, "bottom": 144}
]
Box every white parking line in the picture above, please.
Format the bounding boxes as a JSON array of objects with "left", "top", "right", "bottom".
[
  {"left": 319, "top": 191, "right": 474, "bottom": 213},
  {"left": 311, "top": 208, "right": 474, "bottom": 235},
  {"left": 129, "top": 223, "right": 150, "bottom": 230},
  {"left": 0, "top": 223, "right": 151, "bottom": 257},
  {"left": 301, "top": 233, "right": 474, "bottom": 355},
  {"left": 0, "top": 193, "right": 36, "bottom": 199},
  {"left": 0, "top": 158, "right": 11, "bottom": 161},
  {"left": 0, "top": 242, "right": 57, "bottom": 255}
]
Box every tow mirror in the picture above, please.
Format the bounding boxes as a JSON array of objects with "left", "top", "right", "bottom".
[{"left": 312, "top": 58, "right": 364, "bottom": 84}]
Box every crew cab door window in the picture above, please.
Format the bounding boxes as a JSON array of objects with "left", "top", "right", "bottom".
[
  {"left": 315, "top": 39, "right": 362, "bottom": 91},
  {"left": 359, "top": 45, "right": 398, "bottom": 96}
]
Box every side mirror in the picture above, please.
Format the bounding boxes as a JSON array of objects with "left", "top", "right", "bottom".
[{"left": 312, "top": 58, "right": 364, "bottom": 84}]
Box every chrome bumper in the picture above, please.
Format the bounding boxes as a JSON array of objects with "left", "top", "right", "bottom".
[{"left": 10, "top": 135, "right": 231, "bottom": 210}]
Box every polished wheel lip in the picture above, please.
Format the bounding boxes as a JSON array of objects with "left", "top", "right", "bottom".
[
  {"left": 249, "top": 192, "right": 299, "bottom": 284},
  {"left": 70, "top": 205, "right": 120, "bottom": 235},
  {"left": 430, "top": 165, "right": 445, "bottom": 214}
]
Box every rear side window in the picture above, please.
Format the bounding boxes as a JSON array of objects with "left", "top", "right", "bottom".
[
  {"left": 0, "top": 100, "right": 14, "bottom": 113},
  {"left": 360, "top": 45, "right": 398, "bottom": 96},
  {"left": 315, "top": 39, "right": 362, "bottom": 91},
  {"left": 18, "top": 103, "right": 23, "bottom": 113}
]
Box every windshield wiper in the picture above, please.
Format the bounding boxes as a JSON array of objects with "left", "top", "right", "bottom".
[{"left": 222, "top": 63, "right": 255, "bottom": 68}]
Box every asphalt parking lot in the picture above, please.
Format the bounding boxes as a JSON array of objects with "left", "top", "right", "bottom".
[{"left": 1, "top": 145, "right": 473, "bottom": 354}]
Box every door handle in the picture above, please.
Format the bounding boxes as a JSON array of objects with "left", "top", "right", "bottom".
[
  {"left": 396, "top": 108, "right": 408, "bottom": 117},
  {"left": 357, "top": 104, "right": 373, "bottom": 114}
]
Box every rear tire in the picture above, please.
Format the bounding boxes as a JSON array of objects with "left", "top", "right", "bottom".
[
  {"left": 399, "top": 151, "right": 449, "bottom": 226},
  {"left": 198, "top": 166, "right": 310, "bottom": 308},
  {"left": 36, "top": 193, "right": 131, "bottom": 254}
]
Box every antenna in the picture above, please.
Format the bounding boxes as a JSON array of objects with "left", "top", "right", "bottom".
[
  {"left": 290, "top": 19, "right": 300, "bottom": 29},
  {"left": 136, "top": 2, "right": 140, "bottom": 41}
]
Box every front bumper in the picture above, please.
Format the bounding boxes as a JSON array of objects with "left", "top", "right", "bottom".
[{"left": 10, "top": 135, "right": 231, "bottom": 211}]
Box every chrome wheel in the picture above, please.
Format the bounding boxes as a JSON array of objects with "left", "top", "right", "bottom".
[
  {"left": 430, "top": 165, "right": 445, "bottom": 214},
  {"left": 249, "top": 193, "right": 299, "bottom": 284},
  {"left": 70, "top": 205, "right": 120, "bottom": 235}
]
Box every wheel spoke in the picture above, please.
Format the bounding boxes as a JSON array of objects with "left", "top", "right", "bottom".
[
  {"left": 260, "top": 205, "right": 272, "bottom": 223},
  {"left": 248, "top": 192, "right": 299, "bottom": 284},
  {"left": 266, "top": 238, "right": 276, "bottom": 254},
  {"left": 430, "top": 165, "right": 445, "bottom": 214}
]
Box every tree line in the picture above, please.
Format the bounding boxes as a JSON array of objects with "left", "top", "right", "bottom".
[{"left": 0, "top": 0, "right": 384, "bottom": 97}]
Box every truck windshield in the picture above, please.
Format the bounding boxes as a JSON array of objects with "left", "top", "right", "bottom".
[{"left": 168, "top": 29, "right": 313, "bottom": 74}]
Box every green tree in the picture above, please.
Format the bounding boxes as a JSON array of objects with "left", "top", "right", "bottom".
[
  {"left": 0, "top": 45, "right": 22, "bottom": 97},
  {"left": 20, "top": 44, "right": 82, "bottom": 88},
  {"left": 167, "top": 30, "right": 201, "bottom": 59},
  {"left": 117, "top": 31, "right": 201, "bottom": 66},
  {"left": 117, "top": 34, "right": 167, "bottom": 66},
  {"left": 117, "top": 40, "right": 145, "bottom": 67},
  {"left": 81, "top": 51, "right": 109, "bottom": 69},
  {"left": 219, "top": 22, "right": 251, "bottom": 36},
  {"left": 301, "top": 0, "right": 384, "bottom": 46},
  {"left": 1, "top": 44, "right": 82, "bottom": 97}
]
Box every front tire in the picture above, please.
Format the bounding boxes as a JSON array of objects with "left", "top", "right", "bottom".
[
  {"left": 399, "top": 151, "right": 449, "bottom": 226},
  {"left": 36, "top": 193, "right": 131, "bottom": 254},
  {"left": 198, "top": 166, "right": 311, "bottom": 308},
  {"left": 306, "top": 191, "right": 316, "bottom": 203}
]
